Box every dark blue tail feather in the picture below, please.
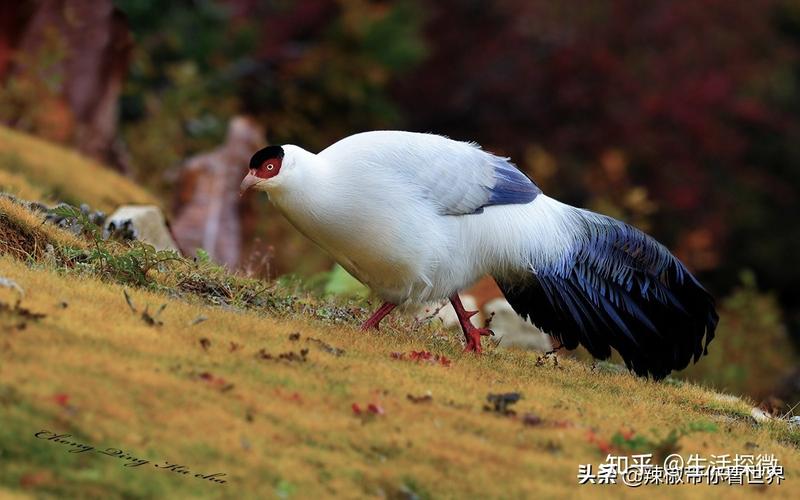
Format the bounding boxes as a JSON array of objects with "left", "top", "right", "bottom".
[{"left": 497, "top": 211, "right": 718, "bottom": 379}]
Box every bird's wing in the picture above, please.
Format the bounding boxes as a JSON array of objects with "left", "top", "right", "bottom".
[
  {"left": 413, "top": 147, "right": 541, "bottom": 215},
  {"left": 321, "top": 131, "right": 541, "bottom": 216}
]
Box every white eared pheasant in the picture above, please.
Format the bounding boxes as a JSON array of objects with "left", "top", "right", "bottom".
[{"left": 240, "top": 131, "right": 718, "bottom": 379}]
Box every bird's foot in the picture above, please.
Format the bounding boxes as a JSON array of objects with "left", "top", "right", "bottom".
[
  {"left": 463, "top": 325, "right": 494, "bottom": 354},
  {"left": 449, "top": 293, "right": 493, "bottom": 354}
]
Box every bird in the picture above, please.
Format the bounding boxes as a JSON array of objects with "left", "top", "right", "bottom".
[{"left": 240, "top": 131, "right": 718, "bottom": 379}]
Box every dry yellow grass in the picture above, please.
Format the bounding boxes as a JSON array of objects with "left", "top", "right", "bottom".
[
  {"left": 0, "top": 197, "right": 86, "bottom": 260},
  {"left": 0, "top": 169, "right": 48, "bottom": 202},
  {"left": 1, "top": 253, "right": 799, "bottom": 498},
  {"left": 0, "top": 126, "right": 158, "bottom": 212}
]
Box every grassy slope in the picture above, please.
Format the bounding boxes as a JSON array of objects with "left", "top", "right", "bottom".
[
  {"left": 0, "top": 125, "right": 158, "bottom": 212},
  {"left": 0, "top": 129, "right": 799, "bottom": 498},
  {"left": 1, "top": 251, "right": 800, "bottom": 498}
]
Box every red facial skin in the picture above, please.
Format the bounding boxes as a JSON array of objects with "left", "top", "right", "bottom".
[{"left": 253, "top": 157, "right": 282, "bottom": 179}]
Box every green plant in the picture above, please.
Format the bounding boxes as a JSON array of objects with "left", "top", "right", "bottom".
[{"left": 49, "top": 204, "right": 181, "bottom": 286}]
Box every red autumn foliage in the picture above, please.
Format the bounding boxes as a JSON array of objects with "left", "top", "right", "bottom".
[{"left": 586, "top": 429, "right": 613, "bottom": 455}]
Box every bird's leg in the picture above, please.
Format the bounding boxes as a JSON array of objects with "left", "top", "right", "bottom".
[
  {"left": 360, "top": 302, "right": 397, "bottom": 331},
  {"left": 449, "top": 293, "right": 493, "bottom": 354}
]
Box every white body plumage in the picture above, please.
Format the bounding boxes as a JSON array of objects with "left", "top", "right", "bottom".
[{"left": 264, "top": 131, "right": 568, "bottom": 304}]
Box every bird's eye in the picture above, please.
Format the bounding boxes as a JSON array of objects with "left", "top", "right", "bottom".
[{"left": 266, "top": 163, "right": 274, "bottom": 170}]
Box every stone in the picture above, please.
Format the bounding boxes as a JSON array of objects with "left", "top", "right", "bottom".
[
  {"left": 106, "top": 205, "right": 179, "bottom": 252},
  {"left": 171, "top": 116, "right": 265, "bottom": 268}
]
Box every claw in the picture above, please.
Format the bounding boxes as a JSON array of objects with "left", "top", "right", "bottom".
[{"left": 449, "top": 293, "right": 492, "bottom": 354}]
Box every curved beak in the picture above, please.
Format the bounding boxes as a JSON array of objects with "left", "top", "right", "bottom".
[{"left": 239, "top": 171, "right": 260, "bottom": 197}]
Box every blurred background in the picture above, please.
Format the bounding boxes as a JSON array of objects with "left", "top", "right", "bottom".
[{"left": 1, "top": 0, "right": 800, "bottom": 405}]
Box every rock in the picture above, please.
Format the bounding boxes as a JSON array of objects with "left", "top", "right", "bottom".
[
  {"left": 171, "top": 116, "right": 265, "bottom": 268},
  {"left": 483, "top": 298, "right": 551, "bottom": 351},
  {"left": 106, "top": 205, "right": 179, "bottom": 252}
]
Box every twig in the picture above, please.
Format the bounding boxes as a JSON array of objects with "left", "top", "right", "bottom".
[
  {"left": 781, "top": 400, "right": 800, "bottom": 420},
  {"left": 190, "top": 316, "right": 208, "bottom": 326},
  {"left": 123, "top": 289, "right": 137, "bottom": 313}
]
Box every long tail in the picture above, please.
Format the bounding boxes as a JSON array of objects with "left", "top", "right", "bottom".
[{"left": 494, "top": 204, "right": 718, "bottom": 379}]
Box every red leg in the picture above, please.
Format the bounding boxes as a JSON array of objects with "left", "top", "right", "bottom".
[
  {"left": 361, "top": 302, "right": 397, "bottom": 331},
  {"left": 449, "top": 293, "right": 493, "bottom": 353}
]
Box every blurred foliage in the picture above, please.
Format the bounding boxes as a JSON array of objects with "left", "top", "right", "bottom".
[
  {"left": 243, "top": 0, "right": 426, "bottom": 150},
  {"left": 679, "top": 271, "right": 795, "bottom": 399},
  {"left": 0, "top": 28, "right": 70, "bottom": 143},
  {"left": 115, "top": 0, "right": 252, "bottom": 192},
  {"left": 115, "top": 0, "right": 425, "bottom": 193}
]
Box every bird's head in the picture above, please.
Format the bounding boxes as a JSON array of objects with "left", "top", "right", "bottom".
[{"left": 240, "top": 145, "right": 286, "bottom": 195}]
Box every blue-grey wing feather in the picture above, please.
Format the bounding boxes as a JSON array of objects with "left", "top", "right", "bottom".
[{"left": 419, "top": 147, "right": 540, "bottom": 216}]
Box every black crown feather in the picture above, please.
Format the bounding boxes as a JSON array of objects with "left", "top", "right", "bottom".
[{"left": 249, "top": 146, "right": 284, "bottom": 169}]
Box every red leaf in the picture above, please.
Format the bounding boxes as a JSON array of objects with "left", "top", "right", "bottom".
[{"left": 52, "top": 393, "right": 69, "bottom": 407}]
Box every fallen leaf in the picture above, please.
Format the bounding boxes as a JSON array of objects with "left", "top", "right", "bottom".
[
  {"left": 484, "top": 392, "right": 521, "bottom": 416},
  {"left": 52, "top": 393, "right": 70, "bottom": 407},
  {"left": 407, "top": 393, "right": 433, "bottom": 404},
  {"left": 522, "top": 413, "right": 542, "bottom": 426}
]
